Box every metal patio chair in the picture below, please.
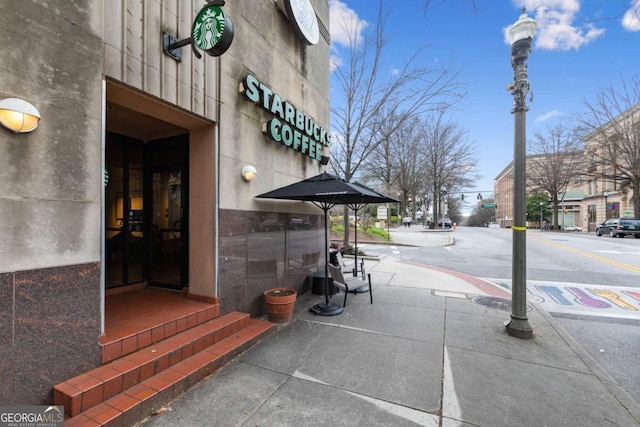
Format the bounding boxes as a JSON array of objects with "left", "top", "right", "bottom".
[{"left": 327, "top": 264, "right": 372, "bottom": 308}]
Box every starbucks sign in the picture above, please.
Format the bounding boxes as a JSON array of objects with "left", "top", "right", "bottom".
[
  {"left": 240, "top": 74, "right": 331, "bottom": 162},
  {"left": 283, "top": 0, "right": 319, "bottom": 45},
  {"left": 191, "top": 4, "right": 234, "bottom": 57}
]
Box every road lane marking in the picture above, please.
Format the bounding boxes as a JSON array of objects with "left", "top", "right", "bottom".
[
  {"left": 594, "top": 250, "right": 640, "bottom": 255},
  {"left": 531, "top": 236, "right": 640, "bottom": 274}
]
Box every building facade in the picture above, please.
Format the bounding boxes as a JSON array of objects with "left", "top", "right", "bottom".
[
  {"left": 1, "top": 0, "right": 330, "bottom": 408},
  {"left": 494, "top": 103, "right": 639, "bottom": 231},
  {"left": 494, "top": 164, "right": 514, "bottom": 228},
  {"left": 494, "top": 158, "right": 583, "bottom": 229}
]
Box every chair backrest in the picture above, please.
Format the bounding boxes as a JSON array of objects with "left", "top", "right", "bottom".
[
  {"left": 302, "top": 251, "right": 320, "bottom": 269},
  {"left": 327, "top": 264, "right": 345, "bottom": 286},
  {"left": 334, "top": 251, "right": 346, "bottom": 268}
]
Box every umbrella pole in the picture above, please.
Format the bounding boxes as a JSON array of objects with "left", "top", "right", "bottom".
[
  {"left": 352, "top": 206, "right": 369, "bottom": 293},
  {"left": 324, "top": 207, "right": 330, "bottom": 305},
  {"left": 309, "top": 206, "right": 343, "bottom": 316},
  {"left": 353, "top": 208, "right": 358, "bottom": 277}
]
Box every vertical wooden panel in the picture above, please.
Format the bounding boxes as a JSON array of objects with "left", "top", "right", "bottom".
[
  {"left": 125, "top": 0, "right": 144, "bottom": 88},
  {"left": 204, "top": 55, "right": 218, "bottom": 121},
  {"left": 103, "top": 0, "right": 124, "bottom": 81},
  {"left": 144, "top": 0, "right": 162, "bottom": 98},
  {"left": 176, "top": 0, "right": 193, "bottom": 111},
  {"left": 104, "top": 0, "right": 218, "bottom": 122}
]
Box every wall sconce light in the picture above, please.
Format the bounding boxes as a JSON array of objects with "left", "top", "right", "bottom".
[
  {"left": 320, "top": 155, "right": 330, "bottom": 165},
  {"left": 0, "top": 98, "right": 41, "bottom": 133},
  {"left": 241, "top": 165, "right": 257, "bottom": 182}
]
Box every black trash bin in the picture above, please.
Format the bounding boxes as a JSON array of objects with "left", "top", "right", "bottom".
[{"left": 310, "top": 271, "right": 337, "bottom": 296}]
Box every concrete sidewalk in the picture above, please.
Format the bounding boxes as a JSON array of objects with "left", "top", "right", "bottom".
[{"left": 141, "top": 227, "right": 640, "bottom": 426}]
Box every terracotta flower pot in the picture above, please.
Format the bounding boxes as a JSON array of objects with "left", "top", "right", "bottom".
[{"left": 264, "top": 288, "right": 297, "bottom": 323}]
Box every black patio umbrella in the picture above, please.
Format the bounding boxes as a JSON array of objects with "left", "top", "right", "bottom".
[{"left": 256, "top": 172, "right": 398, "bottom": 316}]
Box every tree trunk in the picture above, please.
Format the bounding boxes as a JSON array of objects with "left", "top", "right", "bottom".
[
  {"left": 634, "top": 180, "right": 640, "bottom": 218},
  {"left": 342, "top": 205, "right": 350, "bottom": 246}
]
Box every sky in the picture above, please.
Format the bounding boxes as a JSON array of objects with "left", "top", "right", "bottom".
[{"left": 327, "top": 0, "right": 640, "bottom": 209}]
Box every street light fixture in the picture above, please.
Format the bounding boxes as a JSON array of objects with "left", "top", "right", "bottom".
[
  {"left": 603, "top": 191, "right": 609, "bottom": 220},
  {"left": 506, "top": 8, "right": 536, "bottom": 339}
]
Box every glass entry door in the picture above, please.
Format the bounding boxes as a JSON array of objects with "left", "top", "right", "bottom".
[
  {"left": 105, "top": 136, "right": 145, "bottom": 288},
  {"left": 148, "top": 137, "right": 189, "bottom": 290},
  {"left": 149, "top": 172, "right": 187, "bottom": 289},
  {"left": 105, "top": 133, "right": 188, "bottom": 290}
]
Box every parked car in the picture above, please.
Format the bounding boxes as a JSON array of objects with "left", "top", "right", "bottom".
[
  {"left": 438, "top": 218, "right": 452, "bottom": 228},
  {"left": 258, "top": 219, "right": 284, "bottom": 232},
  {"left": 595, "top": 218, "right": 640, "bottom": 238},
  {"left": 488, "top": 222, "right": 499, "bottom": 228},
  {"left": 564, "top": 225, "right": 582, "bottom": 232},
  {"left": 289, "top": 217, "right": 312, "bottom": 230}
]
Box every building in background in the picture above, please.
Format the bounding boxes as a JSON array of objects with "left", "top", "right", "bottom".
[
  {"left": 494, "top": 103, "right": 639, "bottom": 232},
  {"left": 494, "top": 164, "right": 514, "bottom": 228}
]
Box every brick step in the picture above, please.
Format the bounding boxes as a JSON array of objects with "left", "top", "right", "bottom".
[
  {"left": 99, "top": 302, "right": 220, "bottom": 364},
  {"left": 54, "top": 313, "right": 274, "bottom": 423}
]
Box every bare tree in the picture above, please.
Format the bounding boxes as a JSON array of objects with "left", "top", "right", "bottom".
[
  {"left": 467, "top": 205, "right": 495, "bottom": 227},
  {"left": 577, "top": 76, "right": 640, "bottom": 217},
  {"left": 527, "top": 123, "right": 584, "bottom": 229},
  {"left": 420, "top": 112, "right": 479, "bottom": 226},
  {"left": 389, "top": 117, "right": 427, "bottom": 221},
  {"left": 330, "top": 0, "right": 464, "bottom": 242},
  {"left": 363, "top": 113, "right": 430, "bottom": 222},
  {"left": 361, "top": 108, "right": 404, "bottom": 194}
]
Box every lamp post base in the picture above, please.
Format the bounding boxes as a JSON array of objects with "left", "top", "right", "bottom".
[
  {"left": 310, "top": 302, "right": 344, "bottom": 316},
  {"left": 505, "top": 316, "right": 533, "bottom": 339}
]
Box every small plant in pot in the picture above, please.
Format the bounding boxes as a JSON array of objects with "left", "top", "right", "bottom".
[{"left": 264, "top": 288, "right": 297, "bottom": 323}]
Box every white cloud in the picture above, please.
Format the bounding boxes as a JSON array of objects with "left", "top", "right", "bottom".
[
  {"left": 504, "top": 1, "right": 606, "bottom": 51},
  {"left": 329, "top": 0, "right": 369, "bottom": 72},
  {"left": 622, "top": 1, "right": 640, "bottom": 32},
  {"left": 329, "top": 0, "right": 368, "bottom": 47},
  {"left": 535, "top": 109, "right": 563, "bottom": 123}
]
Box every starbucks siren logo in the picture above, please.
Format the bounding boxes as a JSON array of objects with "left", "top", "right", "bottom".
[
  {"left": 192, "top": 6, "right": 226, "bottom": 51},
  {"left": 162, "top": 1, "right": 233, "bottom": 60}
]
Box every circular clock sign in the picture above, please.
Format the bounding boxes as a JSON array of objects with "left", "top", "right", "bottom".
[
  {"left": 192, "top": 5, "right": 234, "bottom": 57},
  {"left": 284, "top": 0, "right": 319, "bottom": 45}
]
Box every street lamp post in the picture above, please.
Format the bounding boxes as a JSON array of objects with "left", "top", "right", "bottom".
[
  {"left": 506, "top": 8, "right": 536, "bottom": 339},
  {"left": 604, "top": 191, "right": 609, "bottom": 220}
]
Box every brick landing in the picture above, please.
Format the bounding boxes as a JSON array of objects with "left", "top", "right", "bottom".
[{"left": 54, "top": 289, "right": 275, "bottom": 426}]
